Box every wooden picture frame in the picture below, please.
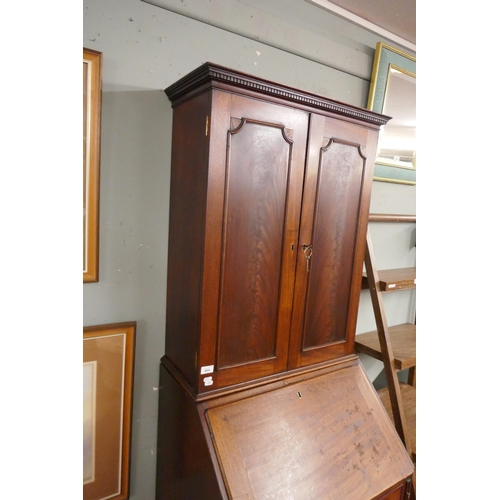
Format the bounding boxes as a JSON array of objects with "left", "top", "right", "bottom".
[
  {"left": 367, "top": 42, "right": 416, "bottom": 185},
  {"left": 83, "top": 48, "right": 102, "bottom": 282},
  {"left": 83, "top": 322, "right": 136, "bottom": 500}
]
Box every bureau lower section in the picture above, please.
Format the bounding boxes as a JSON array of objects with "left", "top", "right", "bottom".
[{"left": 155, "top": 357, "right": 414, "bottom": 499}]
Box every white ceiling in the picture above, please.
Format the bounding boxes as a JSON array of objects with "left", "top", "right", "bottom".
[{"left": 307, "top": 0, "right": 416, "bottom": 52}]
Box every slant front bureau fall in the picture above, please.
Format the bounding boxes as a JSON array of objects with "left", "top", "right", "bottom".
[{"left": 155, "top": 63, "right": 414, "bottom": 499}]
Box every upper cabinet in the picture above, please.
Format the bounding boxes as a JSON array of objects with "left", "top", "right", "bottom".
[{"left": 163, "top": 63, "right": 390, "bottom": 399}]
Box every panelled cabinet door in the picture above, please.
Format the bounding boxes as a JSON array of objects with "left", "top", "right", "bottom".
[
  {"left": 288, "top": 113, "right": 377, "bottom": 369},
  {"left": 197, "top": 91, "right": 310, "bottom": 392}
]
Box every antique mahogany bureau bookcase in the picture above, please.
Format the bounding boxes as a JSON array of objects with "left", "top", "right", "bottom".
[{"left": 155, "top": 63, "right": 414, "bottom": 499}]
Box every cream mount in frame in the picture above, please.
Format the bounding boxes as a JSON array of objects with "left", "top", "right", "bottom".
[
  {"left": 367, "top": 42, "right": 416, "bottom": 185},
  {"left": 83, "top": 322, "right": 136, "bottom": 500}
]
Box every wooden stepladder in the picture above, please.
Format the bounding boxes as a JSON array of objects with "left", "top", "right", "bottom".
[{"left": 355, "top": 214, "right": 416, "bottom": 464}]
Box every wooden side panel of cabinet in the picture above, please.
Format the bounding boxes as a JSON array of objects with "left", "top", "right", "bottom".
[
  {"left": 288, "top": 114, "right": 378, "bottom": 368},
  {"left": 156, "top": 363, "right": 226, "bottom": 500},
  {"left": 165, "top": 91, "right": 212, "bottom": 389}
]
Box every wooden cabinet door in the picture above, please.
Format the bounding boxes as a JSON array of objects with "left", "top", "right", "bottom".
[
  {"left": 288, "top": 113, "right": 377, "bottom": 369},
  {"left": 198, "top": 91, "right": 309, "bottom": 392}
]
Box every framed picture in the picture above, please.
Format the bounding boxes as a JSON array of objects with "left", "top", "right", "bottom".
[
  {"left": 83, "top": 48, "right": 102, "bottom": 282},
  {"left": 83, "top": 322, "right": 136, "bottom": 500},
  {"left": 367, "top": 42, "right": 416, "bottom": 185}
]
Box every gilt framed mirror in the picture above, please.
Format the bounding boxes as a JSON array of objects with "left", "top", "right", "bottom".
[{"left": 367, "top": 42, "right": 416, "bottom": 185}]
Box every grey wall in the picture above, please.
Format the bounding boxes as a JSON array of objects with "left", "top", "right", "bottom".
[{"left": 83, "top": 1, "right": 416, "bottom": 497}]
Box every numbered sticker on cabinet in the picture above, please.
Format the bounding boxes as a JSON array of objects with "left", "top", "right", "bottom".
[
  {"left": 203, "top": 376, "right": 214, "bottom": 386},
  {"left": 200, "top": 365, "right": 214, "bottom": 375}
]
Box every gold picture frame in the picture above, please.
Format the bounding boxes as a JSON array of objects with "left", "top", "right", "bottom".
[
  {"left": 83, "top": 322, "right": 136, "bottom": 500},
  {"left": 83, "top": 48, "right": 102, "bottom": 282}
]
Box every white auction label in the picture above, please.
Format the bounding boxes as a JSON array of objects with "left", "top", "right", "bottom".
[{"left": 200, "top": 365, "right": 214, "bottom": 375}]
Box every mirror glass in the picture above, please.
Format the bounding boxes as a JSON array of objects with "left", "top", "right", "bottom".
[{"left": 377, "top": 67, "right": 416, "bottom": 170}]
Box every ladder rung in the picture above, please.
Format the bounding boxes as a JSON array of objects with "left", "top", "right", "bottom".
[
  {"left": 355, "top": 323, "right": 416, "bottom": 370},
  {"left": 369, "top": 214, "right": 416, "bottom": 223}
]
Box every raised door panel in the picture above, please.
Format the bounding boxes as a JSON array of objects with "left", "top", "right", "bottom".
[
  {"left": 198, "top": 92, "right": 309, "bottom": 393},
  {"left": 289, "top": 114, "right": 376, "bottom": 368},
  {"left": 218, "top": 118, "right": 293, "bottom": 367}
]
